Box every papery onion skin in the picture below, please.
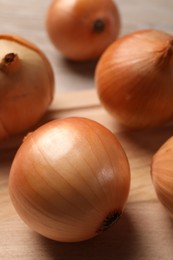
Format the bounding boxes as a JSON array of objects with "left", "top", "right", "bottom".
[
  {"left": 151, "top": 137, "right": 173, "bottom": 217},
  {"left": 95, "top": 29, "right": 173, "bottom": 129},
  {"left": 0, "top": 34, "right": 54, "bottom": 140},
  {"left": 46, "top": 0, "right": 120, "bottom": 61},
  {"left": 9, "top": 117, "right": 130, "bottom": 242}
]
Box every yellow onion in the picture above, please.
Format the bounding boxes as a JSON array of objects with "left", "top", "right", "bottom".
[
  {"left": 0, "top": 34, "right": 54, "bottom": 140},
  {"left": 9, "top": 117, "right": 130, "bottom": 242},
  {"left": 95, "top": 29, "right": 173, "bottom": 128},
  {"left": 46, "top": 0, "right": 120, "bottom": 61},
  {"left": 151, "top": 137, "right": 173, "bottom": 217}
]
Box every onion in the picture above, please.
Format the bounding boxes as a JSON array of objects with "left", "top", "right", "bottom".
[
  {"left": 9, "top": 117, "right": 130, "bottom": 242},
  {"left": 0, "top": 34, "right": 54, "bottom": 140},
  {"left": 95, "top": 29, "right": 173, "bottom": 128},
  {"left": 46, "top": 0, "right": 120, "bottom": 61},
  {"left": 151, "top": 137, "right": 173, "bottom": 217}
]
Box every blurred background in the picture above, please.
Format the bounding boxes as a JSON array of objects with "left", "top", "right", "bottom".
[{"left": 0, "top": 0, "right": 173, "bottom": 93}]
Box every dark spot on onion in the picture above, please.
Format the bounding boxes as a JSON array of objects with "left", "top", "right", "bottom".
[
  {"left": 93, "top": 19, "right": 105, "bottom": 33},
  {"left": 97, "top": 211, "right": 122, "bottom": 233},
  {"left": 3, "top": 53, "right": 17, "bottom": 64}
]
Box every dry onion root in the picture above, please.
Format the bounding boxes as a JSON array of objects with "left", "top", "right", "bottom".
[
  {"left": 46, "top": 0, "right": 120, "bottom": 61},
  {"left": 9, "top": 117, "right": 130, "bottom": 242},
  {"left": 0, "top": 34, "right": 54, "bottom": 140},
  {"left": 151, "top": 137, "right": 173, "bottom": 217},
  {"left": 95, "top": 29, "right": 173, "bottom": 129}
]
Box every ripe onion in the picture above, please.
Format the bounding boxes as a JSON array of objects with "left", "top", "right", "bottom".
[
  {"left": 46, "top": 0, "right": 120, "bottom": 61},
  {"left": 95, "top": 29, "right": 173, "bottom": 128},
  {"left": 0, "top": 34, "right": 54, "bottom": 140},
  {"left": 9, "top": 117, "right": 130, "bottom": 242},
  {"left": 151, "top": 137, "right": 173, "bottom": 217}
]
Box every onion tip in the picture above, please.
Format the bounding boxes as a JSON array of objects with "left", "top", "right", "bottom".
[
  {"left": 0, "top": 52, "right": 20, "bottom": 73},
  {"left": 97, "top": 211, "right": 122, "bottom": 233}
]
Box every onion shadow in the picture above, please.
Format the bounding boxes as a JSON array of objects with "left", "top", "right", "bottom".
[
  {"left": 117, "top": 122, "right": 173, "bottom": 154},
  {"left": 54, "top": 54, "right": 99, "bottom": 80},
  {"left": 35, "top": 210, "right": 141, "bottom": 260}
]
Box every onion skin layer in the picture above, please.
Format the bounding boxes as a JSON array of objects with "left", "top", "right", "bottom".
[
  {"left": 151, "top": 137, "right": 173, "bottom": 217},
  {"left": 0, "top": 34, "right": 54, "bottom": 140},
  {"left": 9, "top": 117, "right": 130, "bottom": 242},
  {"left": 95, "top": 29, "right": 173, "bottom": 129},
  {"left": 46, "top": 0, "right": 120, "bottom": 61}
]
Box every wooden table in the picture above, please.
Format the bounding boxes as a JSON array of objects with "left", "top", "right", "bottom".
[{"left": 1, "top": 0, "right": 173, "bottom": 259}]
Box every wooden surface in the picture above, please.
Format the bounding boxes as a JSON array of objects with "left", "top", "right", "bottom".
[{"left": 1, "top": 0, "right": 173, "bottom": 259}]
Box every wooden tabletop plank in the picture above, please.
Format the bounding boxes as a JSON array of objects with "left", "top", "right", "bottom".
[
  {"left": 1, "top": 202, "right": 173, "bottom": 260},
  {"left": 1, "top": 0, "right": 173, "bottom": 259}
]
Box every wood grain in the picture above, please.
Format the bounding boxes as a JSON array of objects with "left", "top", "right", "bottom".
[
  {"left": 1, "top": 0, "right": 173, "bottom": 259},
  {"left": 1, "top": 202, "right": 173, "bottom": 260}
]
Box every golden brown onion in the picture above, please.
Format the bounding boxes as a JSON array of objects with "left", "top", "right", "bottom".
[
  {"left": 151, "top": 137, "right": 173, "bottom": 217},
  {"left": 0, "top": 34, "right": 54, "bottom": 140},
  {"left": 9, "top": 117, "right": 130, "bottom": 242},
  {"left": 46, "top": 0, "right": 120, "bottom": 61},
  {"left": 95, "top": 29, "right": 173, "bottom": 128}
]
